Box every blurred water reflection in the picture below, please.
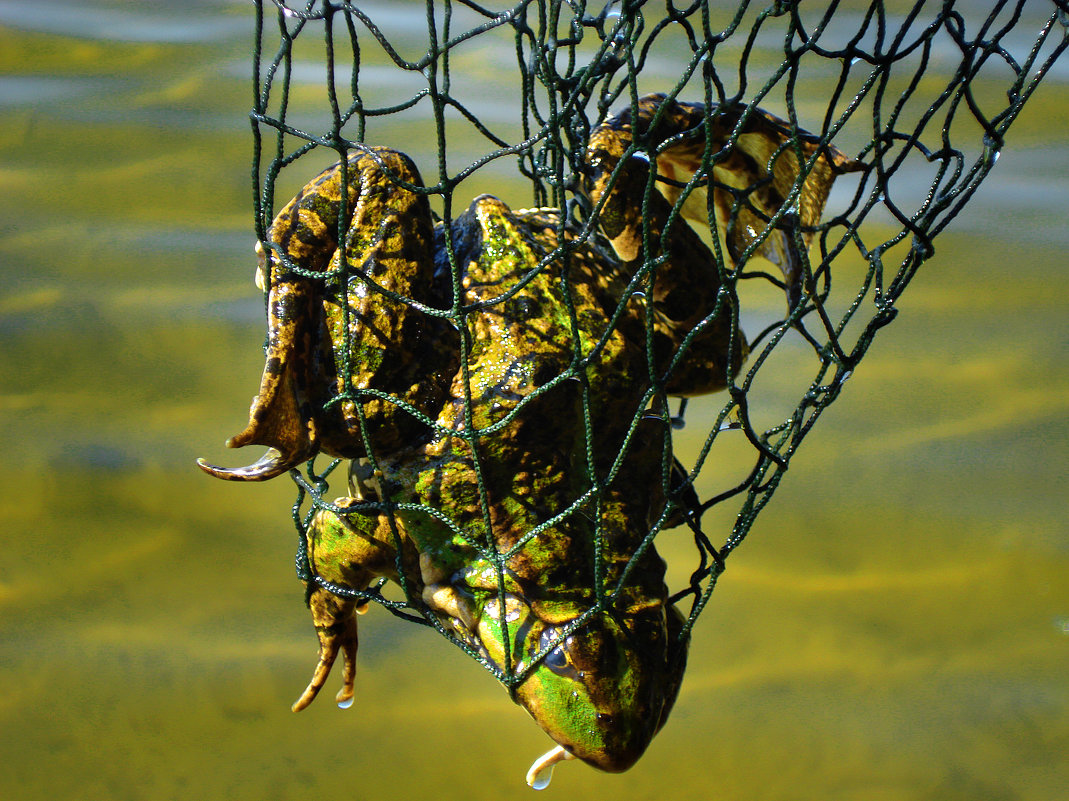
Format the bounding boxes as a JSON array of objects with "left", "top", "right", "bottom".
[{"left": 0, "top": 3, "right": 1066, "bottom": 800}]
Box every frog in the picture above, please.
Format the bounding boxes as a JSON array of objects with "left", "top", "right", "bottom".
[{"left": 198, "top": 93, "right": 861, "bottom": 781}]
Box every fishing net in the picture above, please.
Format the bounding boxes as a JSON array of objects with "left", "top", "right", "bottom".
[{"left": 235, "top": 0, "right": 1066, "bottom": 704}]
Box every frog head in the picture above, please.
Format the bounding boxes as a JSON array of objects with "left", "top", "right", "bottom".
[{"left": 472, "top": 592, "right": 688, "bottom": 774}]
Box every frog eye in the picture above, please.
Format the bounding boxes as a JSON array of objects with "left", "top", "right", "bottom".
[
  {"left": 538, "top": 626, "right": 577, "bottom": 678},
  {"left": 544, "top": 644, "right": 568, "bottom": 670}
]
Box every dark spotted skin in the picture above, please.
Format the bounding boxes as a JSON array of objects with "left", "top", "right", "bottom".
[{"left": 198, "top": 94, "right": 861, "bottom": 773}]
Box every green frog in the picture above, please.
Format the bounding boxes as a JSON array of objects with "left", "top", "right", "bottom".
[{"left": 199, "top": 93, "right": 860, "bottom": 782}]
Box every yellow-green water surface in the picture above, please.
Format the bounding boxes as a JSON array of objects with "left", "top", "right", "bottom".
[{"left": 1, "top": 3, "right": 1066, "bottom": 800}]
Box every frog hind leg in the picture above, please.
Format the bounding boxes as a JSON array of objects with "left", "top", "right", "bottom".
[
  {"left": 320, "top": 148, "right": 459, "bottom": 458},
  {"left": 199, "top": 147, "right": 452, "bottom": 481},
  {"left": 584, "top": 93, "right": 862, "bottom": 395},
  {"left": 584, "top": 94, "right": 743, "bottom": 395},
  {"left": 668, "top": 102, "right": 863, "bottom": 313},
  {"left": 197, "top": 155, "right": 370, "bottom": 481}
]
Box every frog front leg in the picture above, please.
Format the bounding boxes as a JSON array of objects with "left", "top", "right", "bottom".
[
  {"left": 294, "top": 585, "right": 361, "bottom": 711},
  {"left": 199, "top": 147, "right": 458, "bottom": 482},
  {"left": 292, "top": 496, "right": 422, "bottom": 711}
]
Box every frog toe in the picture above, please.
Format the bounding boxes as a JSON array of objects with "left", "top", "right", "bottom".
[
  {"left": 334, "top": 627, "right": 358, "bottom": 708},
  {"left": 195, "top": 448, "right": 293, "bottom": 481},
  {"left": 292, "top": 610, "right": 359, "bottom": 712},
  {"left": 291, "top": 650, "right": 336, "bottom": 712}
]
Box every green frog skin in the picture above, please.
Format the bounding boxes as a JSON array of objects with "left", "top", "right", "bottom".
[{"left": 199, "top": 93, "right": 860, "bottom": 777}]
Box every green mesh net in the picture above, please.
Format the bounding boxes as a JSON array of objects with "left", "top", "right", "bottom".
[{"left": 211, "top": 0, "right": 1066, "bottom": 772}]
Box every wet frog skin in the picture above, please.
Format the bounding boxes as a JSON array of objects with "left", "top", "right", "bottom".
[{"left": 199, "top": 94, "right": 861, "bottom": 777}]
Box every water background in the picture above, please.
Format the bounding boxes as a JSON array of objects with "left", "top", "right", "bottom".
[{"left": 1, "top": 2, "right": 1066, "bottom": 799}]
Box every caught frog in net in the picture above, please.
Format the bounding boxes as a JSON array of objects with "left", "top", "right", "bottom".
[{"left": 199, "top": 93, "right": 860, "bottom": 783}]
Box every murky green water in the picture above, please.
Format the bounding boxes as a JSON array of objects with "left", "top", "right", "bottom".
[{"left": 1, "top": 3, "right": 1066, "bottom": 800}]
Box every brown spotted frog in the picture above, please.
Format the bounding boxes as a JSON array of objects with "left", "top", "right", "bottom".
[{"left": 199, "top": 94, "right": 860, "bottom": 782}]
